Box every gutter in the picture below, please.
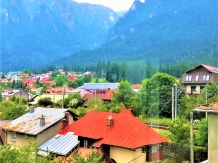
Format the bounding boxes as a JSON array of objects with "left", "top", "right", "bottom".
[{"left": 194, "top": 108, "right": 218, "bottom": 113}]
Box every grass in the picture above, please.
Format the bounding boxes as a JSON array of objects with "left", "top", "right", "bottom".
[
  {"left": 153, "top": 128, "right": 172, "bottom": 141},
  {"left": 90, "top": 78, "right": 108, "bottom": 83},
  {"left": 138, "top": 116, "right": 172, "bottom": 126}
]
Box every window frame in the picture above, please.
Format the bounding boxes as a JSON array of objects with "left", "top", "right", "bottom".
[
  {"left": 185, "top": 75, "right": 192, "bottom": 81},
  {"left": 11, "top": 132, "right": 16, "bottom": 141}
]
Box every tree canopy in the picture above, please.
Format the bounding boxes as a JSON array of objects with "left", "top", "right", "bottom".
[{"left": 139, "top": 72, "right": 177, "bottom": 117}]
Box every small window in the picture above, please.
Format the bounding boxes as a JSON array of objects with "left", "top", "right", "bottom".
[
  {"left": 195, "top": 75, "right": 199, "bottom": 81},
  {"left": 152, "top": 145, "right": 157, "bottom": 153},
  {"left": 203, "top": 75, "right": 210, "bottom": 81},
  {"left": 191, "top": 86, "right": 196, "bottom": 93},
  {"left": 11, "top": 132, "right": 16, "bottom": 140},
  {"left": 142, "top": 146, "right": 147, "bottom": 153},
  {"left": 200, "top": 86, "right": 204, "bottom": 93},
  {"left": 206, "top": 75, "right": 209, "bottom": 81},
  {"left": 84, "top": 140, "right": 88, "bottom": 148},
  {"left": 185, "top": 75, "right": 192, "bottom": 81},
  {"left": 24, "top": 134, "right": 28, "bottom": 139}
]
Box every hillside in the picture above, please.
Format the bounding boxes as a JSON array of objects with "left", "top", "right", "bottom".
[
  {"left": 56, "top": 0, "right": 218, "bottom": 67},
  {"left": 1, "top": 0, "right": 119, "bottom": 72}
]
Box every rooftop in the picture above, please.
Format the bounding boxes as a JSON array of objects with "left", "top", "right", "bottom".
[
  {"left": 194, "top": 102, "right": 218, "bottom": 113},
  {"left": 78, "top": 83, "right": 119, "bottom": 90},
  {"left": 60, "top": 109, "right": 168, "bottom": 149},
  {"left": 38, "top": 132, "right": 79, "bottom": 156},
  {"left": 3, "top": 107, "right": 68, "bottom": 135}
]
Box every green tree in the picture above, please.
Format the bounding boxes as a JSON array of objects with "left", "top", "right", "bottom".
[
  {"left": 201, "top": 82, "right": 218, "bottom": 103},
  {"left": 55, "top": 74, "right": 68, "bottom": 87},
  {"left": 40, "top": 84, "right": 47, "bottom": 95},
  {"left": 64, "top": 93, "right": 82, "bottom": 108},
  {"left": 68, "top": 81, "right": 79, "bottom": 88},
  {"left": 0, "top": 92, "right": 3, "bottom": 102},
  {"left": 195, "top": 118, "right": 208, "bottom": 147},
  {"left": 1, "top": 73, "right": 6, "bottom": 79},
  {"left": 139, "top": 72, "right": 177, "bottom": 117},
  {"left": 178, "top": 95, "right": 201, "bottom": 117},
  {"left": 0, "top": 139, "right": 52, "bottom": 163},
  {"left": 83, "top": 74, "right": 92, "bottom": 83},
  {"left": 70, "top": 107, "right": 87, "bottom": 118},
  {"left": 96, "top": 61, "right": 103, "bottom": 78},
  {"left": 37, "top": 97, "right": 53, "bottom": 107},
  {"left": 71, "top": 148, "right": 102, "bottom": 163},
  {"left": 0, "top": 100, "right": 27, "bottom": 120},
  {"left": 74, "top": 77, "right": 84, "bottom": 86},
  {"left": 112, "top": 80, "right": 135, "bottom": 110},
  {"left": 169, "top": 117, "right": 190, "bottom": 144}
]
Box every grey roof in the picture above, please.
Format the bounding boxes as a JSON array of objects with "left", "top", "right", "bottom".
[
  {"left": 38, "top": 132, "right": 79, "bottom": 156},
  {"left": 2, "top": 107, "right": 68, "bottom": 135},
  {"left": 79, "top": 83, "right": 119, "bottom": 90}
]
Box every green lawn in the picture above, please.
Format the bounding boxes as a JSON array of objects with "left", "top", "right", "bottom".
[
  {"left": 90, "top": 78, "right": 108, "bottom": 83},
  {"left": 139, "top": 117, "right": 172, "bottom": 126}
]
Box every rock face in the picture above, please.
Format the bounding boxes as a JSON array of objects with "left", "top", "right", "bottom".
[{"left": 1, "top": 0, "right": 119, "bottom": 71}]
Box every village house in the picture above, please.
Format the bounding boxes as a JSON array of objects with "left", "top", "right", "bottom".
[
  {"left": 182, "top": 64, "right": 218, "bottom": 95},
  {"left": 46, "top": 108, "right": 168, "bottom": 163},
  {"left": 194, "top": 102, "right": 218, "bottom": 163},
  {"left": 2, "top": 107, "right": 77, "bottom": 148},
  {"left": 78, "top": 83, "right": 119, "bottom": 94},
  {"left": 1, "top": 89, "right": 30, "bottom": 101}
]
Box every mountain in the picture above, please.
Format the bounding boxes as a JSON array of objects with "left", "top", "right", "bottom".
[
  {"left": 57, "top": 0, "right": 218, "bottom": 67},
  {"left": 1, "top": 0, "right": 119, "bottom": 72}
]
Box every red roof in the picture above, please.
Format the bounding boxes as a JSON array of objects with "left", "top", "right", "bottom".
[
  {"left": 197, "top": 102, "right": 218, "bottom": 111},
  {"left": 17, "top": 74, "right": 28, "bottom": 77},
  {"left": 60, "top": 109, "right": 168, "bottom": 149},
  {"left": 99, "top": 89, "right": 116, "bottom": 100}
]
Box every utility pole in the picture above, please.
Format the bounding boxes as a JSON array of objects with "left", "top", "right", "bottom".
[
  {"left": 62, "top": 88, "right": 65, "bottom": 108},
  {"left": 174, "top": 84, "right": 178, "bottom": 118},
  {"left": 94, "top": 89, "right": 97, "bottom": 108},
  {"left": 190, "top": 111, "right": 194, "bottom": 163},
  {"left": 206, "top": 88, "right": 208, "bottom": 104},
  {"left": 172, "top": 87, "right": 174, "bottom": 122}
]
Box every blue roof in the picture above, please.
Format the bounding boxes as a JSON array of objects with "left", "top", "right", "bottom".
[
  {"left": 79, "top": 83, "right": 119, "bottom": 90},
  {"left": 38, "top": 132, "right": 79, "bottom": 156}
]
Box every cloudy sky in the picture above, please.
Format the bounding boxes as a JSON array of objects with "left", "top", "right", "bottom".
[{"left": 73, "top": 0, "right": 136, "bottom": 11}]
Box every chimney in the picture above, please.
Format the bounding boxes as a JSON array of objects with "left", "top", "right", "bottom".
[
  {"left": 29, "top": 106, "right": 35, "bottom": 113},
  {"left": 60, "top": 112, "right": 70, "bottom": 130},
  {"left": 106, "top": 115, "right": 114, "bottom": 127},
  {"left": 39, "top": 114, "right": 45, "bottom": 127}
]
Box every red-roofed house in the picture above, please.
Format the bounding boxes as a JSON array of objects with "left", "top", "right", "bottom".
[
  {"left": 182, "top": 64, "right": 218, "bottom": 95},
  {"left": 17, "top": 74, "right": 29, "bottom": 78},
  {"left": 60, "top": 109, "right": 168, "bottom": 163},
  {"left": 99, "top": 88, "right": 117, "bottom": 104}
]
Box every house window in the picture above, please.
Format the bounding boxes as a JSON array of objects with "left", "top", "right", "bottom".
[
  {"left": 200, "top": 86, "right": 204, "bottom": 93},
  {"left": 195, "top": 75, "right": 199, "bottom": 81},
  {"left": 191, "top": 86, "right": 196, "bottom": 93},
  {"left": 11, "top": 132, "right": 16, "bottom": 141},
  {"left": 142, "top": 146, "right": 147, "bottom": 153},
  {"left": 84, "top": 140, "right": 88, "bottom": 148},
  {"left": 203, "top": 75, "right": 209, "bottom": 81},
  {"left": 185, "top": 75, "right": 192, "bottom": 81},
  {"left": 152, "top": 145, "right": 157, "bottom": 153}
]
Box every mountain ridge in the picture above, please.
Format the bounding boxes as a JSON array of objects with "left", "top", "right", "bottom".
[
  {"left": 1, "top": 0, "right": 119, "bottom": 72},
  {"left": 56, "top": 0, "right": 218, "bottom": 67}
]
